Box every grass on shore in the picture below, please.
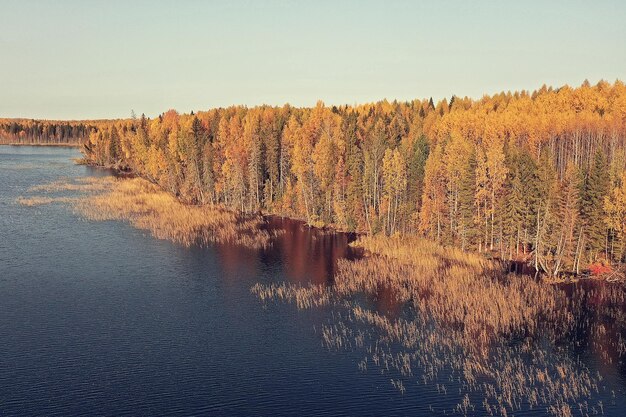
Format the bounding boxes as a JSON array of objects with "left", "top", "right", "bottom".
[
  {"left": 252, "top": 234, "right": 625, "bottom": 417},
  {"left": 19, "top": 176, "right": 271, "bottom": 249},
  {"left": 16, "top": 196, "right": 77, "bottom": 206}
]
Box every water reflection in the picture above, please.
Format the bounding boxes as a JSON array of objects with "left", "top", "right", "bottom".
[
  {"left": 261, "top": 216, "right": 361, "bottom": 286},
  {"left": 212, "top": 216, "right": 361, "bottom": 287}
]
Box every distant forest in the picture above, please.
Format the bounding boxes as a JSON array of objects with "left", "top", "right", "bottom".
[
  {"left": 0, "top": 119, "right": 113, "bottom": 145},
  {"left": 79, "top": 81, "right": 626, "bottom": 274}
]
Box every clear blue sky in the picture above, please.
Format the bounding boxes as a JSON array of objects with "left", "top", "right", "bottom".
[{"left": 1, "top": 0, "right": 625, "bottom": 120}]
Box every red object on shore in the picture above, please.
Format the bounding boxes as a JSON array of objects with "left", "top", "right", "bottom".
[{"left": 588, "top": 263, "right": 613, "bottom": 276}]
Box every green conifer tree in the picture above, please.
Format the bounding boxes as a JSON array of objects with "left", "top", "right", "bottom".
[{"left": 580, "top": 150, "right": 610, "bottom": 261}]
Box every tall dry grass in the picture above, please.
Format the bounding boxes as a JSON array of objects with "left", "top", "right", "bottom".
[
  {"left": 252, "top": 234, "right": 626, "bottom": 417},
  {"left": 74, "top": 177, "right": 270, "bottom": 249},
  {"left": 17, "top": 196, "right": 76, "bottom": 206},
  {"left": 28, "top": 177, "right": 116, "bottom": 193},
  {"left": 341, "top": 235, "right": 572, "bottom": 343},
  {"left": 19, "top": 176, "right": 271, "bottom": 249}
]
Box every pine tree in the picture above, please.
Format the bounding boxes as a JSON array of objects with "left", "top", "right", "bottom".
[
  {"left": 580, "top": 150, "right": 610, "bottom": 261},
  {"left": 343, "top": 112, "right": 363, "bottom": 231},
  {"left": 604, "top": 171, "right": 626, "bottom": 262},
  {"left": 557, "top": 163, "right": 581, "bottom": 274},
  {"left": 501, "top": 163, "right": 524, "bottom": 259},
  {"left": 458, "top": 148, "right": 478, "bottom": 251},
  {"left": 406, "top": 133, "right": 429, "bottom": 229},
  {"left": 108, "top": 126, "right": 120, "bottom": 164}
]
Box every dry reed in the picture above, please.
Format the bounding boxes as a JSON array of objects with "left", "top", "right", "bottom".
[
  {"left": 20, "top": 176, "right": 271, "bottom": 249},
  {"left": 17, "top": 196, "right": 77, "bottom": 206},
  {"left": 252, "top": 234, "right": 626, "bottom": 416}
]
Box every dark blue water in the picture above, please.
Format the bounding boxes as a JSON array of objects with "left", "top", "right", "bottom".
[
  {"left": 0, "top": 146, "right": 417, "bottom": 416},
  {"left": 1, "top": 146, "right": 625, "bottom": 416}
]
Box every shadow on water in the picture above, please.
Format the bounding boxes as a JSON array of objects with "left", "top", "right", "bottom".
[
  {"left": 261, "top": 216, "right": 362, "bottom": 286},
  {"left": 204, "top": 215, "right": 363, "bottom": 288}
]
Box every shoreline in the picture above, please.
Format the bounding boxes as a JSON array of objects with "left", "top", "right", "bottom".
[
  {"left": 79, "top": 160, "right": 367, "bottom": 237},
  {"left": 74, "top": 160, "right": 626, "bottom": 284}
]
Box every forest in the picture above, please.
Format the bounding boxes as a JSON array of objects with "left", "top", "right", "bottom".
[
  {"left": 80, "top": 80, "right": 626, "bottom": 276},
  {"left": 0, "top": 119, "right": 114, "bottom": 145}
]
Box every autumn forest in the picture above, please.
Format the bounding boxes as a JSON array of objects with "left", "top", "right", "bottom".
[
  {"left": 7, "top": 80, "right": 626, "bottom": 276},
  {"left": 0, "top": 119, "right": 103, "bottom": 145}
]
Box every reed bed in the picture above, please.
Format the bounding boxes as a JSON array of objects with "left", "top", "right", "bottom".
[
  {"left": 74, "top": 178, "right": 270, "bottom": 249},
  {"left": 28, "top": 177, "right": 116, "bottom": 193},
  {"left": 17, "top": 196, "right": 77, "bottom": 206},
  {"left": 252, "top": 234, "right": 626, "bottom": 416},
  {"left": 20, "top": 176, "right": 271, "bottom": 249},
  {"left": 251, "top": 282, "right": 330, "bottom": 309}
]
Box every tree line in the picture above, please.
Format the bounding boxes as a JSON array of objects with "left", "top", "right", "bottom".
[
  {"left": 82, "top": 80, "right": 626, "bottom": 275},
  {"left": 0, "top": 119, "right": 117, "bottom": 144}
]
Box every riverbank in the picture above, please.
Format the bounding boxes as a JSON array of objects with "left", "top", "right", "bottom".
[
  {"left": 79, "top": 162, "right": 626, "bottom": 284},
  {"left": 78, "top": 159, "right": 368, "bottom": 233}
]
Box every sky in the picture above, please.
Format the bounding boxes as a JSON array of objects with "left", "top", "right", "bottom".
[{"left": 1, "top": 0, "right": 625, "bottom": 120}]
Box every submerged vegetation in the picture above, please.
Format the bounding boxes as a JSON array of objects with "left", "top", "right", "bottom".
[
  {"left": 253, "top": 235, "right": 626, "bottom": 416},
  {"left": 18, "top": 176, "right": 270, "bottom": 249},
  {"left": 80, "top": 80, "right": 626, "bottom": 276},
  {"left": 16, "top": 196, "right": 76, "bottom": 206}
]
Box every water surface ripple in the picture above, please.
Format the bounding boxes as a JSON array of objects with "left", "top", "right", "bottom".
[{"left": 1, "top": 146, "right": 625, "bottom": 416}]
